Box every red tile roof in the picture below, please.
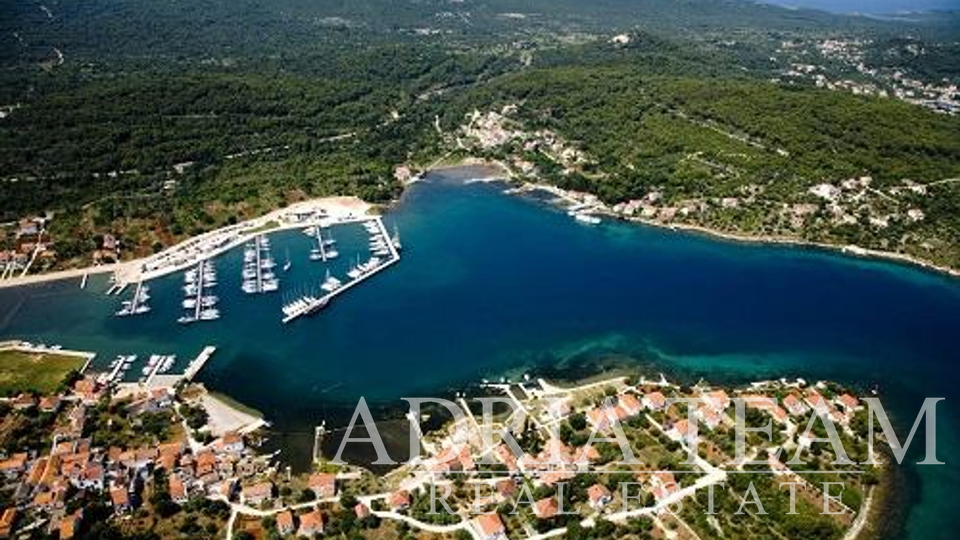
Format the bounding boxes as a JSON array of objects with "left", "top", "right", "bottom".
[
  {"left": 474, "top": 513, "right": 505, "bottom": 537},
  {"left": 534, "top": 498, "right": 559, "bottom": 519},
  {"left": 587, "top": 483, "right": 612, "bottom": 504}
]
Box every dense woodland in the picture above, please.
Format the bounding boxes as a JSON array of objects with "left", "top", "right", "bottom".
[{"left": 0, "top": 0, "right": 958, "bottom": 267}]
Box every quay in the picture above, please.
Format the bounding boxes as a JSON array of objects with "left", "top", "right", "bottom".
[
  {"left": 116, "top": 280, "right": 149, "bottom": 316},
  {"left": 119, "top": 346, "right": 216, "bottom": 392},
  {"left": 281, "top": 216, "right": 400, "bottom": 324},
  {"left": 115, "top": 196, "right": 372, "bottom": 288},
  {"left": 184, "top": 346, "right": 217, "bottom": 380}
]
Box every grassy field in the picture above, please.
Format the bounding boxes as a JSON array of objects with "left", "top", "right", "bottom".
[{"left": 0, "top": 349, "right": 86, "bottom": 396}]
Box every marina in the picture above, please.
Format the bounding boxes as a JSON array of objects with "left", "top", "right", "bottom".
[
  {"left": 1, "top": 169, "right": 959, "bottom": 538},
  {"left": 280, "top": 216, "right": 400, "bottom": 325},
  {"left": 179, "top": 260, "right": 220, "bottom": 324},
  {"left": 307, "top": 225, "right": 339, "bottom": 262},
  {"left": 115, "top": 280, "right": 150, "bottom": 316},
  {"left": 242, "top": 235, "right": 280, "bottom": 294},
  {"left": 102, "top": 346, "right": 216, "bottom": 392}
]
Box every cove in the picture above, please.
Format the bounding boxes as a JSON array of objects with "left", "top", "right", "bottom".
[{"left": 0, "top": 166, "right": 957, "bottom": 540}]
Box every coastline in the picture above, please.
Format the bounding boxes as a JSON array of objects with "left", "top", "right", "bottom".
[
  {"left": 0, "top": 262, "right": 128, "bottom": 290},
  {"left": 6, "top": 158, "right": 953, "bottom": 290},
  {"left": 620, "top": 216, "right": 960, "bottom": 280},
  {"left": 447, "top": 160, "right": 960, "bottom": 279},
  {"left": 0, "top": 195, "right": 373, "bottom": 290}
]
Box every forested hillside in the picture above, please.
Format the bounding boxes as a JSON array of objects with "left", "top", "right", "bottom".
[{"left": 0, "top": 0, "right": 957, "bottom": 269}]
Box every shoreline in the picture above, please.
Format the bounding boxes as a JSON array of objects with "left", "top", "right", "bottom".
[
  {"left": 8, "top": 158, "right": 952, "bottom": 290},
  {"left": 444, "top": 161, "right": 960, "bottom": 279},
  {"left": 0, "top": 195, "right": 374, "bottom": 290}
]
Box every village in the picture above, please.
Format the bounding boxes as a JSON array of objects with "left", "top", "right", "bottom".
[{"left": 0, "top": 352, "right": 881, "bottom": 540}]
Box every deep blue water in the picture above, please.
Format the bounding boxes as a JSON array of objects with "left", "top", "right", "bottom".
[{"left": 1, "top": 167, "right": 958, "bottom": 539}]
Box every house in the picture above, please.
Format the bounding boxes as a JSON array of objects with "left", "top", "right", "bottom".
[
  {"left": 742, "top": 395, "right": 789, "bottom": 424},
  {"left": 586, "top": 406, "right": 612, "bottom": 431},
  {"left": 11, "top": 394, "right": 36, "bottom": 411},
  {"left": 698, "top": 405, "right": 723, "bottom": 430},
  {"left": 618, "top": 393, "right": 642, "bottom": 416},
  {"left": 218, "top": 432, "right": 245, "bottom": 454},
  {"left": 77, "top": 462, "right": 104, "bottom": 490},
  {"left": 308, "top": 473, "right": 337, "bottom": 499},
  {"left": 73, "top": 378, "right": 102, "bottom": 405},
  {"left": 25, "top": 458, "right": 46, "bottom": 485},
  {"left": 703, "top": 390, "right": 730, "bottom": 411},
  {"left": 542, "top": 439, "right": 574, "bottom": 464},
  {"left": 354, "top": 503, "right": 371, "bottom": 519},
  {"left": 534, "top": 497, "right": 559, "bottom": 519},
  {"left": 39, "top": 396, "right": 61, "bottom": 413},
  {"left": 837, "top": 394, "right": 860, "bottom": 412},
  {"left": 473, "top": 513, "right": 507, "bottom": 540},
  {"left": 388, "top": 490, "right": 411, "bottom": 512},
  {"left": 102, "top": 234, "right": 117, "bottom": 251},
  {"left": 587, "top": 484, "right": 612, "bottom": 509},
  {"left": 17, "top": 218, "right": 39, "bottom": 237},
  {"left": 240, "top": 482, "right": 273, "bottom": 506},
  {"left": 495, "top": 479, "right": 517, "bottom": 500},
  {"left": 804, "top": 389, "right": 830, "bottom": 414},
  {"left": 667, "top": 419, "right": 698, "bottom": 446},
  {"left": 432, "top": 445, "right": 476, "bottom": 472},
  {"left": 0, "top": 454, "right": 27, "bottom": 478},
  {"left": 297, "top": 509, "right": 325, "bottom": 537},
  {"left": 643, "top": 391, "right": 666, "bottom": 411},
  {"left": 59, "top": 510, "right": 82, "bottom": 540},
  {"left": 276, "top": 510, "right": 296, "bottom": 535},
  {"left": 576, "top": 445, "right": 601, "bottom": 464},
  {"left": 493, "top": 443, "right": 519, "bottom": 472},
  {"left": 195, "top": 451, "right": 217, "bottom": 476},
  {"left": 649, "top": 471, "right": 679, "bottom": 503},
  {"left": 110, "top": 486, "right": 131, "bottom": 513},
  {"left": 169, "top": 474, "right": 188, "bottom": 503},
  {"left": 0, "top": 508, "right": 16, "bottom": 539},
  {"left": 539, "top": 469, "right": 575, "bottom": 486},
  {"left": 135, "top": 447, "right": 159, "bottom": 469},
  {"left": 783, "top": 394, "right": 809, "bottom": 417}
]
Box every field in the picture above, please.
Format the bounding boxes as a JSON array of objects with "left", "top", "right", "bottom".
[{"left": 0, "top": 349, "right": 86, "bottom": 395}]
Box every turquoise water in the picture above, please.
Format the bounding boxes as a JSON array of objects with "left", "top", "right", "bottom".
[{"left": 1, "top": 167, "right": 958, "bottom": 539}]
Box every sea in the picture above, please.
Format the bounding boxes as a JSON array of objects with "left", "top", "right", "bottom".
[{"left": 0, "top": 166, "right": 957, "bottom": 539}]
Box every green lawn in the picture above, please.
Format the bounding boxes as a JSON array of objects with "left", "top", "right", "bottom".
[{"left": 0, "top": 349, "right": 85, "bottom": 396}]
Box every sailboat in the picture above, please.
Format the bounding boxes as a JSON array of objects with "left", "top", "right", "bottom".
[
  {"left": 392, "top": 224, "right": 402, "bottom": 251},
  {"left": 283, "top": 249, "right": 292, "bottom": 272},
  {"left": 321, "top": 269, "right": 342, "bottom": 292}
]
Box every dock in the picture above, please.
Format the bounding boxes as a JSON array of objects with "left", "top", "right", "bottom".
[
  {"left": 242, "top": 236, "right": 278, "bottom": 294},
  {"left": 184, "top": 346, "right": 216, "bottom": 380},
  {"left": 116, "top": 280, "right": 149, "bottom": 316},
  {"left": 282, "top": 216, "right": 400, "bottom": 324}
]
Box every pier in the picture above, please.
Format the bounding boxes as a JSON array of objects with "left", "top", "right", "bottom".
[
  {"left": 242, "top": 236, "right": 278, "bottom": 294},
  {"left": 116, "top": 280, "right": 149, "bottom": 316},
  {"left": 184, "top": 346, "right": 216, "bottom": 380},
  {"left": 136, "top": 346, "right": 216, "bottom": 390},
  {"left": 179, "top": 261, "right": 219, "bottom": 324},
  {"left": 282, "top": 217, "right": 400, "bottom": 324}
]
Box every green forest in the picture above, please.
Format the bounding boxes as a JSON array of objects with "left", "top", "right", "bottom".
[{"left": 1, "top": 0, "right": 958, "bottom": 268}]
